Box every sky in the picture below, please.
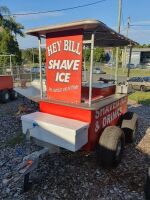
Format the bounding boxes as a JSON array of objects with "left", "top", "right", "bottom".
[{"left": 1, "top": 0, "right": 150, "bottom": 49}]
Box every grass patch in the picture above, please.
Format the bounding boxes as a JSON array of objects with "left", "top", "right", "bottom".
[
  {"left": 6, "top": 131, "right": 25, "bottom": 147},
  {"left": 129, "top": 91, "right": 150, "bottom": 106},
  {"left": 86, "top": 62, "right": 150, "bottom": 77},
  {"left": 101, "top": 66, "right": 150, "bottom": 77}
]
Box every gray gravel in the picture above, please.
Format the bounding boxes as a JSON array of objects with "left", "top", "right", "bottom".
[{"left": 0, "top": 97, "right": 150, "bottom": 200}]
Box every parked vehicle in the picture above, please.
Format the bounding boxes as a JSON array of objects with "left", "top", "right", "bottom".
[
  {"left": 126, "top": 63, "right": 135, "bottom": 69},
  {"left": 31, "top": 66, "right": 45, "bottom": 73},
  {"left": 0, "top": 75, "right": 18, "bottom": 103},
  {"left": 128, "top": 76, "right": 150, "bottom": 91},
  {"left": 93, "top": 67, "right": 106, "bottom": 74}
]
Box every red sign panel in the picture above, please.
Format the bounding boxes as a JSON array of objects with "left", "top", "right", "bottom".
[{"left": 46, "top": 29, "right": 83, "bottom": 103}]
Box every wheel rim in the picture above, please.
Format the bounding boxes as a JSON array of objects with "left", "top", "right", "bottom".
[
  {"left": 5, "top": 93, "right": 9, "bottom": 100},
  {"left": 116, "top": 140, "right": 122, "bottom": 159},
  {"left": 14, "top": 92, "right": 18, "bottom": 98},
  {"left": 141, "top": 86, "right": 146, "bottom": 91}
]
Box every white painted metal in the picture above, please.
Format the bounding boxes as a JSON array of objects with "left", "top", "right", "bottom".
[
  {"left": 83, "top": 40, "right": 92, "bottom": 44},
  {"left": 21, "top": 112, "right": 89, "bottom": 152},
  {"left": 89, "top": 32, "right": 95, "bottom": 106},
  {"left": 38, "top": 36, "right": 43, "bottom": 99},
  {"left": 14, "top": 80, "right": 46, "bottom": 102}
]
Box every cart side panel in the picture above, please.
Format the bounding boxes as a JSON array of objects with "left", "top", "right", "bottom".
[
  {"left": 40, "top": 101, "right": 92, "bottom": 123},
  {"left": 82, "top": 85, "right": 116, "bottom": 100},
  {"left": 83, "top": 95, "right": 128, "bottom": 151}
]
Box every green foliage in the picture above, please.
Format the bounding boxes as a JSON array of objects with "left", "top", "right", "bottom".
[
  {"left": 22, "top": 48, "right": 46, "bottom": 65},
  {"left": 94, "top": 47, "right": 105, "bottom": 62},
  {"left": 83, "top": 47, "right": 106, "bottom": 63},
  {"left": 83, "top": 48, "right": 91, "bottom": 62},
  {"left": 134, "top": 44, "right": 150, "bottom": 48},
  {"left": 0, "top": 30, "right": 22, "bottom": 65},
  {"left": 0, "top": 6, "right": 24, "bottom": 67}
]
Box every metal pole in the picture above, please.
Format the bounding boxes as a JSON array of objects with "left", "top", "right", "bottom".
[
  {"left": 115, "top": 0, "right": 122, "bottom": 83},
  {"left": 10, "top": 55, "right": 12, "bottom": 75},
  {"left": 83, "top": 45, "right": 87, "bottom": 82},
  {"left": 38, "top": 36, "right": 43, "bottom": 99},
  {"left": 127, "top": 45, "right": 132, "bottom": 79},
  {"left": 31, "top": 48, "right": 34, "bottom": 82},
  {"left": 89, "top": 32, "right": 95, "bottom": 106},
  {"left": 124, "top": 17, "right": 131, "bottom": 69}
]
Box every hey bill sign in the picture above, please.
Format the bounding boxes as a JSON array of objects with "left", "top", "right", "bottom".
[{"left": 46, "top": 29, "right": 83, "bottom": 103}]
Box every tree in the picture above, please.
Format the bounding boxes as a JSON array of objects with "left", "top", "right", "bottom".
[
  {"left": 94, "top": 47, "right": 105, "bottom": 62},
  {"left": 21, "top": 48, "right": 46, "bottom": 65},
  {"left": 0, "top": 30, "right": 22, "bottom": 65},
  {"left": 0, "top": 6, "right": 24, "bottom": 37},
  {"left": 0, "top": 6, "right": 24, "bottom": 66}
]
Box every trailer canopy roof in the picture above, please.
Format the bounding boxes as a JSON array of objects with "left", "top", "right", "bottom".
[{"left": 26, "top": 19, "right": 137, "bottom": 47}]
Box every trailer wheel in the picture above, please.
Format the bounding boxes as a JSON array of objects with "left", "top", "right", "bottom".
[
  {"left": 0, "top": 90, "right": 10, "bottom": 103},
  {"left": 145, "top": 167, "right": 150, "bottom": 200},
  {"left": 96, "top": 126, "right": 125, "bottom": 168},
  {"left": 141, "top": 85, "right": 147, "bottom": 92},
  {"left": 117, "top": 112, "right": 138, "bottom": 143},
  {"left": 10, "top": 90, "right": 18, "bottom": 100}
]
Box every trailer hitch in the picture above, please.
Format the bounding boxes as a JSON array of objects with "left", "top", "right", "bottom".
[
  {"left": 3, "top": 131, "right": 49, "bottom": 193},
  {"left": 3, "top": 147, "right": 49, "bottom": 192}
]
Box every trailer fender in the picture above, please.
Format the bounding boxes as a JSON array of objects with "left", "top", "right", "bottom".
[
  {"left": 10, "top": 90, "right": 18, "bottom": 100},
  {"left": 118, "top": 112, "right": 138, "bottom": 143},
  {"left": 0, "top": 90, "right": 10, "bottom": 103}
]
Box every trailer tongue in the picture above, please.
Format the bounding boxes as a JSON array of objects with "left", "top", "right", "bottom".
[{"left": 4, "top": 19, "right": 138, "bottom": 191}]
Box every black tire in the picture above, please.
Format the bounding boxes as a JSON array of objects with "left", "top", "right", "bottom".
[
  {"left": 10, "top": 90, "right": 18, "bottom": 100},
  {"left": 0, "top": 90, "right": 10, "bottom": 103},
  {"left": 96, "top": 126, "right": 125, "bottom": 168},
  {"left": 141, "top": 85, "right": 147, "bottom": 92},
  {"left": 117, "top": 112, "right": 138, "bottom": 143},
  {"left": 145, "top": 167, "right": 150, "bottom": 200}
]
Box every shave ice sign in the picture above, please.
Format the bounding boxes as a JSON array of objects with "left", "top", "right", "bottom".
[{"left": 46, "top": 30, "right": 83, "bottom": 103}]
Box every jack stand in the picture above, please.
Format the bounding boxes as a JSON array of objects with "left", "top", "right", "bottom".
[
  {"left": 24, "top": 173, "right": 30, "bottom": 192},
  {"left": 3, "top": 147, "right": 49, "bottom": 192}
]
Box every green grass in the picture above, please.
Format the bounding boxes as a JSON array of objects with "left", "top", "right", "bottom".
[
  {"left": 6, "top": 131, "right": 25, "bottom": 147},
  {"left": 85, "top": 62, "right": 150, "bottom": 77},
  {"left": 129, "top": 91, "right": 150, "bottom": 106},
  {"left": 101, "top": 66, "right": 150, "bottom": 77}
]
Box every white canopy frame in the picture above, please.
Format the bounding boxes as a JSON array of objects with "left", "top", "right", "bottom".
[{"left": 26, "top": 19, "right": 137, "bottom": 106}]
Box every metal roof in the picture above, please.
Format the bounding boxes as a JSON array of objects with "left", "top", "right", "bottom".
[
  {"left": 26, "top": 19, "right": 138, "bottom": 47},
  {"left": 126, "top": 48, "right": 150, "bottom": 52}
]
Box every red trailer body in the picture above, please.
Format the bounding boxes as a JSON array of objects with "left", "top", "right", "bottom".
[
  {"left": 0, "top": 75, "right": 13, "bottom": 91},
  {"left": 22, "top": 19, "right": 138, "bottom": 168},
  {"left": 0, "top": 75, "right": 17, "bottom": 102},
  {"left": 40, "top": 95, "right": 127, "bottom": 151}
]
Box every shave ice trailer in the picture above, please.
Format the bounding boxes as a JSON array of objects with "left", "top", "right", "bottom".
[{"left": 21, "top": 19, "right": 138, "bottom": 169}]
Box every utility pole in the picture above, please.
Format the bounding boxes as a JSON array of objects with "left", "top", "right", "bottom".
[
  {"left": 115, "top": 0, "right": 122, "bottom": 83},
  {"left": 126, "top": 17, "right": 130, "bottom": 37},
  {"left": 123, "top": 17, "right": 131, "bottom": 68},
  {"left": 32, "top": 47, "right": 35, "bottom": 67}
]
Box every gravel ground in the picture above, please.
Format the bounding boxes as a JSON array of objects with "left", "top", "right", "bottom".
[{"left": 0, "top": 97, "right": 150, "bottom": 200}]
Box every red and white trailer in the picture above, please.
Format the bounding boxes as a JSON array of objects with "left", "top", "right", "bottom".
[
  {"left": 4, "top": 19, "right": 139, "bottom": 191},
  {"left": 21, "top": 19, "right": 138, "bottom": 166}
]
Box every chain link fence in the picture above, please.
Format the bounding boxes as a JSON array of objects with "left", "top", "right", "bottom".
[{"left": 0, "top": 65, "right": 46, "bottom": 86}]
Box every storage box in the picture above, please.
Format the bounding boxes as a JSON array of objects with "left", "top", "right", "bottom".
[{"left": 21, "top": 112, "right": 89, "bottom": 152}]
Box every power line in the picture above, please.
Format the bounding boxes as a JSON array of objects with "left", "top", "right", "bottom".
[
  {"left": 3, "top": 0, "right": 109, "bottom": 17},
  {"left": 130, "top": 24, "right": 150, "bottom": 27}
]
